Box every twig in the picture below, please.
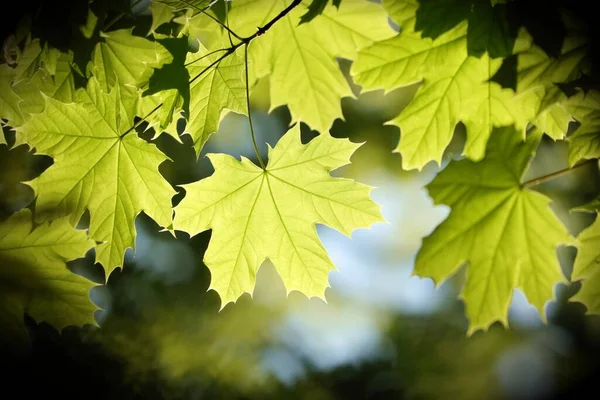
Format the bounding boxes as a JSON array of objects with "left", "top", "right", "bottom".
[
  {"left": 522, "top": 158, "right": 597, "bottom": 187},
  {"left": 123, "top": 0, "right": 303, "bottom": 138}
]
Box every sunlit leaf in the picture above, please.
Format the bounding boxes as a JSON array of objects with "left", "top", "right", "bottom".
[
  {"left": 174, "top": 125, "right": 384, "bottom": 307},
  {"left": 415, "top": 127, "right": 573, "bottom": 334},
  {"left": 210, "top": 0, "right": 395, "bottom": 133},
  {"left": 571, "top": 213, "right": 600, "bottom": 314},
  {"left": 16, "top": 78, "right": 176, "bottom": 276}
]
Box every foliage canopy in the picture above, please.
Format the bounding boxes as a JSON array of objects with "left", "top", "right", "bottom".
[{"left": 0, "top": 0, "right": 599, "bottom": 340}]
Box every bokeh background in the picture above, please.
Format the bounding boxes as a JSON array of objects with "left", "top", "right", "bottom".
[{"left": 2, "top": 1, "right": 600, "bottom": 399}]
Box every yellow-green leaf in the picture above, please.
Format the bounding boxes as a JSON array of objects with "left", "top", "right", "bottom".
[
  {"left": 352, "top": 0, "right": 523, "bottom": 170},
  {"left": 215, "top": 0, "right": 395, "bottom": 133},
  {"left": 185, "top": 44, "right": 247, "bottom": 154},
  {"left": 91, "top": 29, "right": 171, "bottom": 91},
  {"left": 16, "top": 78, "right": 176, "bottom": 277},
  {"left": 0, "top": 209, "right": 97, "bottom": 341},
  {"left": 0, "top": 64, "right": 25, "bottom": 129},
  {"left": 513, "top": 33, "right": 588, "bottom": 140},
  {"left": 565, "top": 90, "right": 600, "bottom": 166},
  {"left": 415, "top": 127, "right": 573, "bottom": 334},
  {"left": 173, "top": 125, "right": 384, "bottom": 307},
  {"left": 571, "top": 214, "right": 600, "bottom": 314}
]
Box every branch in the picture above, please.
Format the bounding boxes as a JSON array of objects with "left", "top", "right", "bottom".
[
  {"left": 125, "top": 0, "right": 303, "bottom": 137},
  {"left": 522, "top": 158, "right": 597, "bottom": 187},
  {"left": 241, "top": 0, "right": 302, "bottom": 42}
]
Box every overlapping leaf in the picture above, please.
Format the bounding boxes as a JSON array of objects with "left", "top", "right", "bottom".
[
  {"left": 571, "top": 206, "right": 600, "bottom": 314},
  {"left": 352, "top": 0, "right": 525, "bottom": 170},
  {"left": 564, "top": 90, "right": 600, "bottom": 166},
  {"left": 415, "top": 127, "right": 573, "bottom": 333},
  {"left": 0, "top": 42, "right": 77, "bottom": 128},
  {"left": 143, "top": 40, "right": 247, "bottom": 151},
  {"left": 16, "top": 78, "right": 176, "bottom": 276},
  {"left": 0, "top": 65, "right": 25, "bottom": 130},
  {"left": 173, "top": 125, "right": 384, "bottom": 307},
  {"left": 513, "top": 31, "right": 588, "bottom": 141},
  {"left": 184, "top": 44, "right": 247, "bottom": 153},
  {"left": 194, "top": 0, "right": 395, "bottom": 133},
  {"left": 91, "top": 29, "right": 171, "bottom": 91},
  {"left": 0, "top": 209, "right": 97, "bottom": 342}
]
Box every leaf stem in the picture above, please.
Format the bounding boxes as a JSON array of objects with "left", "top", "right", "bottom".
[
  {"left": 244, "top": 43, "right": 265, "bottom": 169},
  {"left": 120, "top": 103, "right": 162, "bottom": 138},
  {"left": 184, "top": 48, "right": 229, "bottom": 67},
  {"left": 200, "top": 9, "right": 243, "bottom": 42},
  {"left": 522, "top": 158, "right": 597, "bottom": 187}
]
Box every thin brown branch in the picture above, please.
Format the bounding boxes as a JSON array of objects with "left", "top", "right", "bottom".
[
  {"left": 123, "top": 0, "right": 303, "bottom": 137},
  {"left": 522, "top": 158, "right": 597, "bottom": 187}
]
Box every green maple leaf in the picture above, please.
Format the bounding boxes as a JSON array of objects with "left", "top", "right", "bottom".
[
  {"left": 150, "top": 0, "right": 215, "bottom": 32},
  {"left": 564, "top": 90, "right": 600, "bottom": 166},
  {"left": 149, "top": 1, "right": 176, "bottom": 33},
  {"left": 513, "top": 32, "right": 588, "bottom": 141},
  {"left": 16, "top": 78, "right": 176, "bottom": 276},
  {"left": 205, "top": 0, "right": 395, "bottom": 133},
  {"left": 140, "top": 37, "right": 191, "bottom": 142},
  {"left": 352, "top": 0, "right": 524, "bottom": 170},
  {"left": 91, "top": 29, "right": 171, "bottom": 91},
  {"left": 12, "top": 39, "right": 61, "bottom": 82},
  {"left": 143, "top": 40, "right": 246, "bottom": 151},
  {"left": 0, "top": 65, "right": 25, "bottom": 130},
  {"left": 1, "top": 43, "right": 77, "bottom": 128},
  {"left": 0, "top": 209, "right": 97, "bottom": 342},
  {"left": 173, "top": 125, "right": 384, "bottom": 307},
  {"left": 415, "top": 127, "right": 573, "bottom": 334},
  {"left": 184, "top": 44, "right": 247, "bottom": 154},
  {"left": 571, "top": 208, "right": 600, "bottom": 314}
]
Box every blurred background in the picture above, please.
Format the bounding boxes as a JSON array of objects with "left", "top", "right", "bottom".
[{"left": 2, "top": 1, "right": 600, "bottom": 399}]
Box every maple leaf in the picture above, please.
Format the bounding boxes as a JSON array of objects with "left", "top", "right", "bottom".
[
  {"left": 173, "top": 125, "right": 384, "bottom": 307},
  {"left": 149, "top": 1, "right": 176, "bottom": 33},
  {"left": 139, "top": 37, "right": 191, "bottom": 142},
  {"left": 1, "top": 43, "right": 77, "bottom": 128},
  {"left": 143, "top": 39, "right": 246, "bottom": 151},
  {"left": 16, "top": 78, "right": 176, "bottom": 277},
  {"left": 513, "top": 32, "right": 588, "bottom": 141},
  {"left": 352, "top": 0, "right": 524, "bottom": 170},
  {"left": 201, "top": 0, "right": 395, "bottom": 133},
  {"left": 564, "top": 90, "right": 600, "bottom": 166},
  {"left": 185, "top": 44, "right": 247, "bottom": 154},
  {"left": 91, "top": 29, "right": 171, "bottom": 91},
  {"left": 415, "top": 127, "right": 573, "bottom": 334},
  {"left": 12, "top": 38, "right": 61, "bottom": 82},
  {"left": 571, "top": 206, "right": 600, "bottom": 314},
  {"left": 0, "top": 209, "right": 97, "bottom": 342},
  {"left": 150, "top": 0, "right": 216, "bottom": 33},
  {"left": 0, "top": 65, "right": 25, "bottom": 131}
]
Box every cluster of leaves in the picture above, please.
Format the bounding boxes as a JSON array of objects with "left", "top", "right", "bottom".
[{"left": 0, "top": 0, "right": 599, "bottom": 340}]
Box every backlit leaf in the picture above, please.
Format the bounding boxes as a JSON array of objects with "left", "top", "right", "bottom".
[
  {"left": 173, "top": 125, "right": 384, "bottom": 307},
  {"left": 415, "top": 127, "right": 573, "bottom": 333}
]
